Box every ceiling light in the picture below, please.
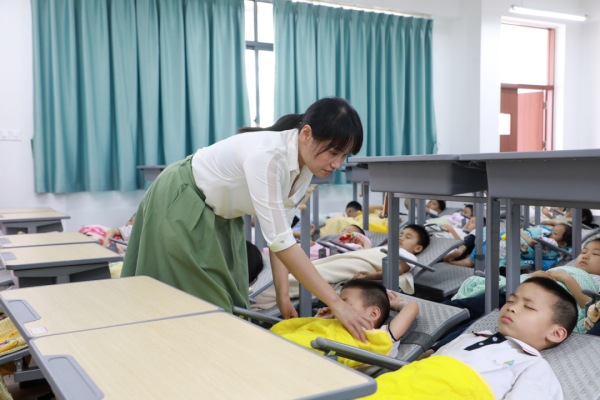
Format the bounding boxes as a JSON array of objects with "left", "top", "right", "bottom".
[{"left": 509, "top": 5, "right": 587, "bottom": 22}]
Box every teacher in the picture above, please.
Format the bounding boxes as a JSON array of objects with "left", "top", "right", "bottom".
[{"left": 121, "top": 97, "right": 370, "bottom": 340}]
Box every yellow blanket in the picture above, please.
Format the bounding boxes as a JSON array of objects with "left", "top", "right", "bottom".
[
  {"left": 271, "top": 317, "right": 392, "bottom": 368},
  {"left": 361, "top": 355, "right": 496, "bottom": 400}
]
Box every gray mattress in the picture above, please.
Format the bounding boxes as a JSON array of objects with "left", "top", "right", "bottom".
[{"left": 414, "top": 262, "right": 474, "bottom": 298}]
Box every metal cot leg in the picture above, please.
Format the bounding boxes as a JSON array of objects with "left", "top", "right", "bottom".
[
  {"left": 485, "top": 197, "right": 501, "bottom": 314},
  {"left": 244, "top": 215, "right": 252, "bottom": 242},
  {"left": 534, "top": 207, "right": 541, "bottom": 226},
  {"left": 384, "top": 194, "right": 400, "bottom": 292},
  {"left": 353, "top": 182, "right": 358, "bottom": 202},
  {"left": 417, "top": 199, "right": 426, "bottom": 226},
  {"left": 572, "top": 208, "right": 582, "bottom": 258},
  {"left": 506, "top": 200, "right": 521, "bottom": 297},
  {"left": 299, "top": 199, "right": 312, "bottom": 318},
  {"left": 255, "top": 219, "right": 266, "bottom": 251},
  {"left": 363, "top": 183, "right": 370, "bottom": 232},
  {"left": 522, "top": 205, "right": 530, "bottom": 229}
]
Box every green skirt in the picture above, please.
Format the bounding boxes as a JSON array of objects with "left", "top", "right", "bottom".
[{"left": 121, "top": 155, "right": 249, "bottom": 312}]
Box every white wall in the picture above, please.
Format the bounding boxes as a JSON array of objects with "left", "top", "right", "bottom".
[{"left": 1, "top": 0, "right": 598, "bottom": 231}]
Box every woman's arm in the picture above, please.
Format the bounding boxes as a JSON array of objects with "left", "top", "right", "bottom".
[
  {"left": 269, "top": 251, "right": 298, "bottom": 319},
  {"left": 275, "top": 244, "right": 371, "bottom": 341}
]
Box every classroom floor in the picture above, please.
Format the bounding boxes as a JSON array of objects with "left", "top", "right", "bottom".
[{"left": 5, "top": 375, "right": 52, "bottom": 400}]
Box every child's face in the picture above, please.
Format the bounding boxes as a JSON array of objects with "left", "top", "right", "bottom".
[
  {"left": 464, "top": 217, "right": 476, "bottom": 232},
  {"left": 126, "top": 215, "right": 136, "bottom": 226},
  {"left": 340, "top": 288, "right": 378, "bottom": 330},
  {"left": 498, "top": 282, "right": 566, "bottom": 351},
  {"left": 399, "top": 228, "right": 423, "bottom": 255},
  {"left": 549, "top": 225, "right": 567, "bottom": 247},
  {"left": 346, "top": 208, "right": 359, "bottom": 218},
  {"left": 427, "top": 200, "right": 441, "bottom": 213},
  {"left": 577, "top": 241, "right": 600, "bottom": 275},
  {"left": 341, "top": 225, "right": 361, "bottom": 235},
  {"left": 462, "top": 207, "right": 473, "bottom": 217}
]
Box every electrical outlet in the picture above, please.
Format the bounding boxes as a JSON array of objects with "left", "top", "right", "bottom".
[
  {"left": 0, "top": 131, "right": 8, "bottom": 141},
  {"left": 8, "top": 130, "right": 21, "bottom": 141}
]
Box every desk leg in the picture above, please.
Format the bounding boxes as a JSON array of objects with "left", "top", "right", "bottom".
[
  {"left": 522, "top": 205, "right": 530, "bottom": 229},
  {"left": 384, "top": 194, "right": 400, "bottom": 292},
  {"left": 244, "top": 215, "right": 252, "bottom": 242},
  {"left": 474, "top": 193, "right": 485, "bottom": 273},
  {"left": 506, "top": 200, "right": 521, "bottom": 298},
  {"left": 312, "top": 186, "right": 320, "bottom": 239},
  {"left": 572, "top": 208, "right": 582, "bottom": 258},
  {"left": 299, "top": 199, "right": 312, "bottom": 317},
  {"left": 255, "top": 218, "right": 266, "bottom": 251},
  {"left": 485, "top": 197, "right": 501, "bottom": 314},
  {"left": 534, "top": 207, "right": 541, "bottom": 226},
  {"left": 363, "top": 183, "right": 370, "bottom": 232},
  {"left": 353, "top": 182, "right": 358, "bottom": 202},
  {"left": 408, "top": 200, "right": 416, "bottom": 225},
  {"left": 417, "top": 199, "right": 426, "bottom": 226}
]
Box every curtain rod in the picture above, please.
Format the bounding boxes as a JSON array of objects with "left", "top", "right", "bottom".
[{"left": 288, "top": 0, "right": 432, "bottom": 19}]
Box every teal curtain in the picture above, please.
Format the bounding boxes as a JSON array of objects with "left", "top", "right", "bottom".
[
  {"left": 31, "top": 0, "right": 249, "bottom": 193},
  {"left": 274, "top": 1, "right": 437, "bottom": 183}
]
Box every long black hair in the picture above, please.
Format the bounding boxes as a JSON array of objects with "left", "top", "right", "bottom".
[{"left": 238, "top": 97, "right": 363, "bottom": 155}]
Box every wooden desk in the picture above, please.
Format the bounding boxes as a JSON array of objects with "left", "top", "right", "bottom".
[
  {"left": 0, "top": 207, "right": 55, "bottom": 214},
  {"left": 0, "top": 232, "right": 96, "bottom": 249},
  {"left": 30, "top": 313, "right": 375, "bottom": 400},
  {"left": 0, "top": 276, "right": 219, "bottom": 341},
  {"left": 0, "top": 243, "right": 122, "bottom": 288},
  {"left": 0, "top": 212, "right": 70, "bottom": 235}
]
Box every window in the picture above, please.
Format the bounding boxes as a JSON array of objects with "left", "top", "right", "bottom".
[
  {"left": 499, "top": 23, "right": 555, "bottom": 152},
  {"left": 245, "top": 1, "right": 275, "bottom": 128}
]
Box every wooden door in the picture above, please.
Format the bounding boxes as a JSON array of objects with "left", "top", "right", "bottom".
[
  {"left": 517, "top": 91, "right": 544, "bottom": 151},
  {"left": 500, "top": 88, "right": 518, "bottom": 152}
]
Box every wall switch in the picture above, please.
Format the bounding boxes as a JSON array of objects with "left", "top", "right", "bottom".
[
  {"left": 0, "top": 131, "right": 8, "bottom": 141},
  {"left": 8, "top": 130, "right": 21, "bottom": 141}
]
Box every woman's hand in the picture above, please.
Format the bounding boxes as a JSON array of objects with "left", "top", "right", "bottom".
[
  {"left": 329, "top": 300, "right": 371, "bottom": 343},
  {"left": 276, "top": 295, "right": 299, "bottom": 320}
]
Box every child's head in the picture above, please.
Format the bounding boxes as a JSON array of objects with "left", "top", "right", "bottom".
[
  {"left": 341, "top": 224, "right": 365, "bottom": 235},
  {"left": 577, "top": 239, "right": 600, "bottom": 275},
  {"left": 427, "top": 200, "right": 446, "bottom": 213},
  {"left": 340, "top": 279, "right": 390, "bottom": 329},
  {"left": 548, "top": 223, "right": 572, "bottom": 248},
  {"left": 246, "top": 241, "right": 264, "bottom": 283},
  {"left": 400, "top": 224, "right": 430, "bottom": 255},
  {"left": 582, "top": 209, "right": 595, "bottom": 225},
  {"left": 463, "top": 216, "right": 486, "bottom": 232},
  {"left": 126, "top": 214, "right": 136, "bottom": 226},
  {"left": 462, "top": 205, "right": 473, "bottom": 217},
  {"left": 345, "top": 201, "right": 363, "bottom": 218},
  {"left": 499, "top": 277, "right": 577, "bottom": 351}
]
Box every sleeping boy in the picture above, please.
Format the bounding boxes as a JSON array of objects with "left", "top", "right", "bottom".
[
  {"left": 366, "top": 277, "right": 575, "bottom": 399},
  {"left": 352, "top": 224, "right": 430, "bottom": 280},
  {"left": 271, "top": 279, "right": 419, "bottom": 363}
]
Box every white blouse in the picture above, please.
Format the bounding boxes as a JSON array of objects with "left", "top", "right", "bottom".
[{"left": 191, "top": 129, "right": 313, "bottom": 252}]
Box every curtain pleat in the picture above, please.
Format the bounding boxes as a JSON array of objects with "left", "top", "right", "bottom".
[
  {"left": 273, "top": 1, "right": 438, "bottom": 184},
  {"left": 32, "top": 0, "right": 250, "bottom": 193}
]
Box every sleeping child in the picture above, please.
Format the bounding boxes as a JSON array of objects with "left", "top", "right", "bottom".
[
  {"left": 271, "top": 279, "right": 419, "bottom": 367},
  {"left": 79, "top": 214, "right": 136, "bottom": 254},
  {"left": 444, "top": 204, "right": 473, "bottom": 227},
  {"left": 365, "top": 277, "right": 573, "bottom": 399},
  {"left": 352, "top": 224, "right": 430, "bottom": 280}
]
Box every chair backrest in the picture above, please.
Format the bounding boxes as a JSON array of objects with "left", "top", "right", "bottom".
[{"left": 467, "top": 310, "right": 600, "bottom": 400}]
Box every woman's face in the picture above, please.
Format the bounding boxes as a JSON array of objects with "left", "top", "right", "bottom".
[{"left": 298, "top": 126, "right": 350, "bottom": 178}]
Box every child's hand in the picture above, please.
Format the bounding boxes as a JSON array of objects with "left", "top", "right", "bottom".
[
  {"left": 441, "top": 224, "right": 453, "bottom": 231},
  {"left": 520, "top": 241, "right": 529, "bottom": 252},
  {"left": 526, "top": 271, "right": 556, "bottom": 281},
  {"left": 310, "top": 224, "right": 316, "bottom": 236},
  {"left": 546, "top": 269, "right": 571, "bottom": 283},
  {"left": 315, "top": 307, "right": 334, "bottom": 319},
  {"left": 353, "top": 271, "right": 373, "bottom": 280},
  {"left": 349, "top": 235, "right": 366, "bottom": 246},
  {"left": 387, "top": 290, "right": 404, "bottom": 309},
  {"left": 310, "top": 240, "right": 315, "bottom": 247}
]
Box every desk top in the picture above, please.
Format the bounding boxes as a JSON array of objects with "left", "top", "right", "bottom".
[
  {"left": 0, "top": 276, "right": 220, "bottom": 340},
  {"left": 461, "top": 149, "right": 600, "bottom": 161},
  {"left": 0, "top": 212, "right": 70, "bottom": 223},
  {"left": 0, "top": 243, "right": 123, "bottom": 270},
  {"left": 0, "top": 208, "right": 55, "bottom": 214},
  {"left": 30, "top": 313, "right": 374, "bottom": 400},
  {"left": 0, "top": 232, "right": 97, "bottom": 249},
  {"left": 350, "top": 154, "right": 460, "bottom": 163}
]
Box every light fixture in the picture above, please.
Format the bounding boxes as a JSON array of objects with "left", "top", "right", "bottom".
[{"left": 509, "top": 5, "right": 587, "bottom": 21}]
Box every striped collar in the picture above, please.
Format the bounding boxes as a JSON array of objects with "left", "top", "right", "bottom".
[{"left": 473, "top": 331, "right": 541, "bottom": 357}]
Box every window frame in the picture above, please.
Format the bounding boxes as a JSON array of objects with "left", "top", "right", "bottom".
[
  {"left": 500, "top": 23, "right": 555, "bottom": 151},
  {"left": 246, "top": 0, "right": 274, "bottom": 127}
]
